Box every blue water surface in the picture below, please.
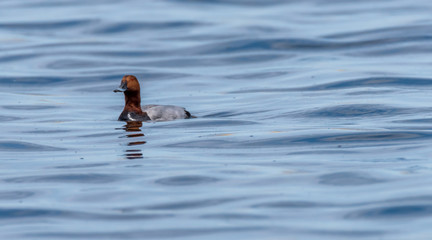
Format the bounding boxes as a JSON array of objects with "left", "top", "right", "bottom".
[{"left": 1, "top": 0, "right": 432, "bottom": 239}]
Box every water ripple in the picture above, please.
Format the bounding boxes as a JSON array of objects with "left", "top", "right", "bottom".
[
  {"left": 0, "top": 207, "right": 172, "bottom": 220},
  {"left": 122, "top": 197, "right": 243, "bottom": 211},
  {"left": 151, "top": 119, "right": 257, "bottom": 128},
  {"left": 92, "top": 21, "right": 205, "bottom": 34},
  {"left": 253, "top": 201, "right": 327, "bottom": 208},
  {"left": 3, "top": 105, "right": 57, "bottom": 110},
  {"left": 0, "top": 191, "right": 34, "bottom": 200},
  {"left": 170, "top": 0, "right": 284, "bottom": 6},
  {"left": 300, "top": 104, "right": 409, "bottom": 118},
  {"left": 154, "top": 175, "right": 220, "bottom": 186},
  {"left": 346, "top": 205, "right": 432, "bottom": 219},
  {"left": 167, "top": 131, "right": 432, "bottom": 148},
  {"left": 200, "top": 213, "right": 268, "bottom": 220},
  {"left": 4, "top": 174, "right": 122, "bottom": 184},
  {"left": 325, "top": 24, "right": 432, "bottom": 40},
  {"left": 0, "top": 115, "right": 21, "bottom": 121},
  {"left": 31, "top": 227, "right": 262, "bottom": 239},
  {"left": 0, "top": 141, "right": 64, "bottom": 152},
  {"left": 191, "top": 37, "right": 432, "bottom": 55},
  {"left": 319, "top": 172, "right": 384, "bottom": 186},
  {"left": 229, "top": 77, "right": 432, "bottom": 93},
  {"left": 0, "top": 19, "right": 95, "bottom": 30}
]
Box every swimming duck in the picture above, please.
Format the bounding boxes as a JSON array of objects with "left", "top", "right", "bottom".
[{"left": 114, "top": 75, "right": 193, "bottom": 121}]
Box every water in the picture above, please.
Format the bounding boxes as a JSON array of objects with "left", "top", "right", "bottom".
[{"left": 1, "top": 0, "right": 432, "bottom": 239}]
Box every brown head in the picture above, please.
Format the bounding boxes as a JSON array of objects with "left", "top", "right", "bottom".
[
  {"left": 114, "top": 75, "right": 143, "bottom": 116},
  {"left": 113, "top": 75, "right": 140, "bottom": 93}
]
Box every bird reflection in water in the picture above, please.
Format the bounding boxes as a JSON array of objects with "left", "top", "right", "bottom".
[{"left": 121, "top": 121, "right": 145, "bottom": 159}]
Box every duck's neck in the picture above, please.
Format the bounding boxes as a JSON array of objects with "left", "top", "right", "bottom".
[{"left": 124, "top": 91, "right": 143, "bottom": 114}]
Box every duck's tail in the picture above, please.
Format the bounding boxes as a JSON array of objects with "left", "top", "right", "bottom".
[{"left": 185, "top": 110, "right": 197, "bottom": 118}]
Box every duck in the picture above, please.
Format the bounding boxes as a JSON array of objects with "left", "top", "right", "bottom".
[{"left": 114, "top": 75, "right": 193, "bottom": 121}]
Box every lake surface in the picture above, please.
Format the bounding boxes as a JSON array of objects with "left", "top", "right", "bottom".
[{"left": 1, "top": 0, "right": 432, "bottom": 239}]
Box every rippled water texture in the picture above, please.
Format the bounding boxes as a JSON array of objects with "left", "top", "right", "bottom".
[{"left": 1, "top": 0, "right": 432, "bottom": 239}]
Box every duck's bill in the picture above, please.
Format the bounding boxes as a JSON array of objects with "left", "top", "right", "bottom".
[
  {"left": 113, "top": 88, "right": 125, "bottom": 92},
  {"left": 113, "top": 81, "right": 127, "bottom": 92}
]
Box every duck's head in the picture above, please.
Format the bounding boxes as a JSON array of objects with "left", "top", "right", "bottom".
[{"left": 114, "top": 75, "right": 140, "bottom": 93}]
